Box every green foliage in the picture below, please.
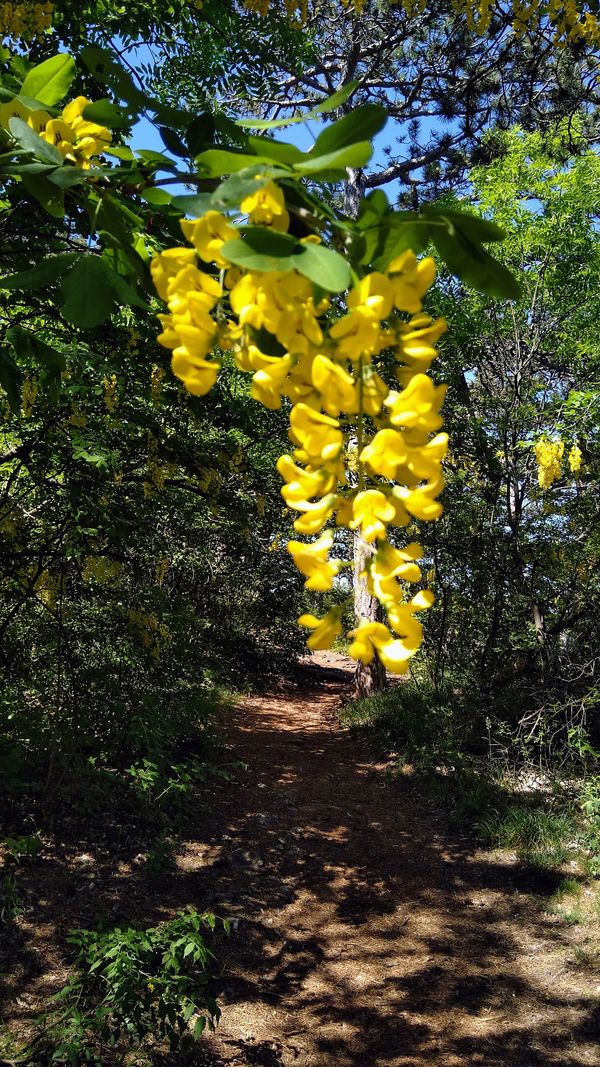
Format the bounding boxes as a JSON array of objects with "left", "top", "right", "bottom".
[{"left": 21, "top": 909, "right": 227, "bottom": 1062}]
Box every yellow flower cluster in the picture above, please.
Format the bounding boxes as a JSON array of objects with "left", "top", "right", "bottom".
[
  {"left": 20, "top": 376, "right": 37, "bottom": 418},
  {"left": 568, "top": 443, "right": 582, "bottom": 474},
  {"left": 151, "top": 180, "right": 448, "bottom": 673},
  {"left": 240, "top": 0, "right": 599, "bottom": 47},
  {"left": 534, "top": 438, "right": 564, "bottom": 489},
  {"left": 81, "top": 556, "right": 123, "bottom": 584},
  {"left": 34, "top": 568, "right": 60, "bottom": 609},
  {"left": 102, "top": 374, "right": 118, "bottom": 414},
  {"left": 0, "top": 1, "right": 53, "bottom": 42},
  {"left": 127, "top": 607, "right": 171, "bottom": 660},
  {"left": 0, "top": 95, "right": 111, "bottom": 168}
]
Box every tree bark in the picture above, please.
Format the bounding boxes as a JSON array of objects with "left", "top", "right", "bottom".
[
  {"left": 353, "top": 530, "right": 387, "bottom": 698},
  {"left": 343, "top": 168, "right": 387, "bottom": 699}
]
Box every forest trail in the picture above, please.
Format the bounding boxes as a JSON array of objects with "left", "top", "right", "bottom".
[{"left": 182, "top": 654, "right": 599, "bottom": 1067}]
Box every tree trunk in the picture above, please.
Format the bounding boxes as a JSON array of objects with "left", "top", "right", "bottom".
[
  {"left": 353, "top": 530, "right": 387, "bottom": 698},
  {"left": 343, "top": 168, "right": 387, "bottom": 699}
]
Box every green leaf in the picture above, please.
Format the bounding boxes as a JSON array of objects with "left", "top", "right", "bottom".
[
  {"left": 159, "top": 125, "right": 188, "bottom": 158},
  {"left": 373, "top": 219, "right": 430, "bottom": 269},
  {"left": 46, "top": 166, "right": 86, "bottom": 189},
  {"left": 220, "top": 228, "right": 298, "bottom": 273},
  {"left": 356, "top": 190, "right": 389, "bottom": 230},
  {"left": 292, "top": 141, "right": 372, "bottom": 175},
  {"left": 8, "top": 117, "right": 64, "bottom": 165},
  {"left": 185, "top": 113, "right": 216, "bottom": 157},
  {"left": 80, "top": 46, "right": 146, "bottom": 111},
  {"left": 432, "top": 228, "right": 521, "bottom": 299},
  {"left": 247, "top": 135, "right": 303, "bottom": 165},
  {"left": 292, "top": 242, "right": 351, "bottom": 292},
  {"left": 60, "top": 258, "right": 116, "bottom": 328},
  {"left": 0, "top": 253, "right": 77, "bottom": 290},
  {"left": 21, "top": 172, "right": 65, "bottom": 218},
  {"left": 195, "top": 148, "right": 280, "bottom": 177},
  {"left": 423, "top": 205, "right": 506, "bottom": 243},
  {"left": 104, "top": 145, "right": 135, "bottom": 161},
  {"left": 82, "top": 99, "right": 135, "bottom": 129},
  {"left": 0, "top": 346, "right": 23, "bottom": 413},
  {"left": 20, "top": 53, "right": 75, "bottom": 106},
  {"left": 172, "top": 192, "right": 215, "bottom": 216},
  {"left": 136, "top": 149, "right": 179, "bottom": 173},
  {"left": 6, "top": 326, "right": 66, "bottom": 370},
  {"left": 237, "top": 81, "right": 359, "bottom": 129},
  {"left": 193, "top": 1016, "right": 206, "bottom": 1039},
  {"left": 140, "top": 187, "right": 172, "bottom": 206},
  {"left": 311, "top": 105, "right": 387, "bottom": 158}
]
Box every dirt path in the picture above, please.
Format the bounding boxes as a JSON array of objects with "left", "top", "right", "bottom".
[{"left": 172, "top": 653, "right": 599, "bottom": 1067}]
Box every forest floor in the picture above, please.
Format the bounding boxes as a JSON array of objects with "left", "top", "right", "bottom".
[{"left": 2, "top": 652, "right": 600, "bottom": 1065}]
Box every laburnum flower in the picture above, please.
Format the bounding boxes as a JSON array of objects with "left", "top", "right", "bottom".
[
  {"left": 298, "top": 607, "right": 343, "bottom": 650},
  {"left": 291, "top": 493, "right": 339, "bottom": 535},
  {"left": 289, "top": 404, "right": 344, "bottom": 467},
  {"left": 350, "top": 490, "right": 396, "bottom": 543},
  {"left": 347, "top": 619, "right": 417, "bottom": 674},
  {"left": 54, "top": 96, "right": 111, "bottom": 166},
  {"left": 395, "top": 315, "right": 447, "bottom": 383},
  {"left": 311, "top": 354, "right": 358, "bottom": 416},
  {"left": 181, "top": 211, "right": 237, "bottom": 268},
  {"left": 394, "top": 477, "right": 445, "bottom": 521},
  {"left": 361, "top": 429, "right": 407, "bottom": 481},
  {"left": 150, "top": 195, "right": 447, "bottom": 673},
  {"left": 241, "top": 180, "right": 290, "bottom": 232},
  {"left": 385, "top": 373, "right": 447, "bottom": 440},
  {"left": 151, "top": 248, "right": 197, "bottom": 301},
  {"left": 366, "top": 541, "right": 423, "bottom": 606},
  {"left": 0, "top": 95, "right": 110, "bottom": 167},
  {"left": 329, "top": 306, "right": 388, "bottom": 362},
  {"left": 568, "top": 443, "right": 582, "bottom": 474},
  {"left": 276, "top": 455, "right": 338, "bottom": 504},
  {"left": 347, "top": 272, "right": 394, "bottom": 320},
  {"left": 388, "top": 251, "right": 436, "bottom": 314},
  {"left": 171, "top": 351, "right": 219, "bottom": 396},
  {"left": 251, "top": 355, "right": 293, "bottom": 409},
  {"left": 286, "top": 530, "right": 343, "bottom": 591}
]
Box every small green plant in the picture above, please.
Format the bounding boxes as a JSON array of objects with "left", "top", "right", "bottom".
[
  {"left": 0, "top": 871, "right": 23, "bottom": 923},
  {"left": 19, "top": 908, "right": 229, "bottom": 1063},
  {"left": 4, "top": 833, "right": 42, "bottom": 862},
  {"left": 146, "top": 833, "right": 178, "bottom": 874},
  {"left": 1, "top": 833, "right": 41, "bottom": 924}
]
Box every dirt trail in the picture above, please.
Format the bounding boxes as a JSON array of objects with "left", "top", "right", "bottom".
[{"left": 176, "top": 653, "right": 599, "bottom": 1067}]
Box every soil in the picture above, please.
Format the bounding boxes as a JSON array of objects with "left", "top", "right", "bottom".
[{"left": 2, "top": 652, "right": 600, "bottom": 1065}]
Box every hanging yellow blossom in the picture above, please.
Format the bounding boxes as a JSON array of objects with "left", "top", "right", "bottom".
[
  {"left": 534, "top": 438, "right": 564, "bottom": 489},
  {"left": 150, "top": 182, "right": 448, "bottom": 673}
]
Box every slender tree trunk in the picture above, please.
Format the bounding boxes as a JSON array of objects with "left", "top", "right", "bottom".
[
  {"left": 353, "top": 530, "right": 386, "bottom": 697},
  {"left": 344, "top": 168, "right": 387, "bottom": 699}
]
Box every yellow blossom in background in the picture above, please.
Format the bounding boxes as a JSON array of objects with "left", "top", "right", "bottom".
[
  {"left": 20, "top": 377, "right": 37, "bottom": 418},
  {"left": 0, "top": 1, "right": 53, "bottom": 42},
  {"left": 102, "top": 374, "right": 118, "bottom": 414},
  {"left": 534, "top": 438, "right": 564, "bottom": 489},
  {"left": 568, "top": 443, "right": 582, "bottom": 474}
]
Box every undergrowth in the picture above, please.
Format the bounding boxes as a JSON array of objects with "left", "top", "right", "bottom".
[
  {"left": 339, "top": 678, "right": 600, "bottom": 879},
  {"left": 1, "top": 909, "right": 229, "bottom": 1064}
]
